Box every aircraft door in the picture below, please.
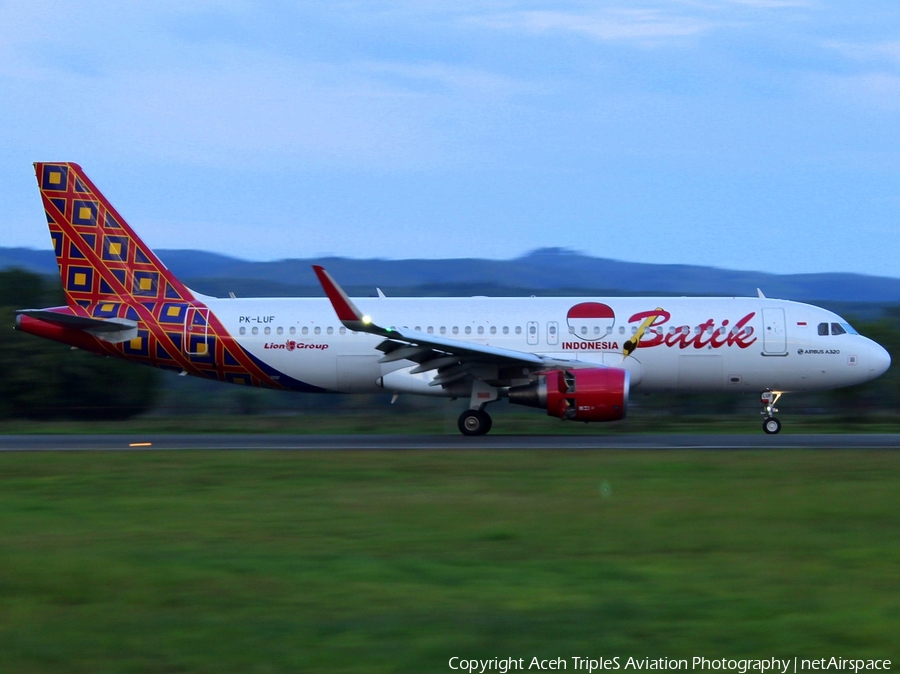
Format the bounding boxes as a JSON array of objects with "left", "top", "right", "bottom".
[
  {"left": 547, "top": 321, "right": 559, "bottom": 346},
  {"left": 184, "top": 307, "right": 211, "bottom": 357},
  {"left": 526, "top": 321, "right": 539, "bottom": 345},
  {"left": 762, "top": 308, "right": 787, "bottom": 355}
]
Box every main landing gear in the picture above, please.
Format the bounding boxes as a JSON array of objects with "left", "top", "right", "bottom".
[
  {"left": 458, "top": 380, "right": 499, "bottom": 436},
  {"left": 760, "top": 391, "right": 782, "bottom": 434},
  {"left": 458, "top": 409, "right": 493, "bottom": 436}
]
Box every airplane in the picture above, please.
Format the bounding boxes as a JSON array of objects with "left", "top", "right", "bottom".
[{"left": 15, "top": 162, "right": 892, "bottom": 436}]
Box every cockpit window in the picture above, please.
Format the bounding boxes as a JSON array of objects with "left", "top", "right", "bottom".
[{"left": 819, "top": 321, "right": 858, "bottom": 336}]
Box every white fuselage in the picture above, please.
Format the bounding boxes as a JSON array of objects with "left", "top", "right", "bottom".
[{"left": 205, "top": 295, "right": 890, "bottom": 395}]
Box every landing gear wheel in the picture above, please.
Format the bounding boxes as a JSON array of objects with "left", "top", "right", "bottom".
[
  {"left": 458, "top": 409, "right": 492, "bottom": 436},
  {"left": 763, "top": 417, "right": 782, "bottom": 435}
]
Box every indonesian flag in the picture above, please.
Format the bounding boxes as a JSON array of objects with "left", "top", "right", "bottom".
[{"left": 567, "top": 302, "right": 615, "bottom": 338}]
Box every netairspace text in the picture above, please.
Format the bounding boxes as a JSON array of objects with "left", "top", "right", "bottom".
[{"left": 448, "top": 657, "right": 892, "bottom": 674}]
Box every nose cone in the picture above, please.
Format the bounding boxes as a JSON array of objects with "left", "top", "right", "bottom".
[{"left": 869, "top": 341, "right": 891, "bottom": 379}]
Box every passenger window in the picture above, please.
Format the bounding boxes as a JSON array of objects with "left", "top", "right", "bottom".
[
  {"left": 818, "top": 323, "right": 829, "bottom": 336},
  {"left": 339, "top": 327, "right": 346, "bottom": 335},
  {"left": 264, "top": 327, "right": 271, "bottom": 335},
  {"left": 503, "top": 326, "right": 509, "bottom": 335},
  {"left": 252, "top": 327, "right": 258, "bottom": 335},
  {"left": 314, "top": 327, "right": 321, "bottom": 335},
  {"left": 465, "top": 326, "right": 472, "bottom": 334},
  {"left": 427, "top": 326, "right": 434, "bottom": 334},
  {"left": 490, "top": 326, "right": 497, "bottom": 335},
  {"left": 302, "top": 327, "right": 309, "bottom": 335},
  {"left": 440, "top": 326, "right": 446, "bottom": 335},
  {"left": 327, "top": 327, "right": 333, "bottom": 335},
  {"left": 289, "top": 327, "right": 296, "bottom": 335},
  {"left": 239, "top": 327, "right": 246, "bottom": 335},
  {"left": 452, "top": 327, "right": 459, "bottom": 335},
  {"left": 529, "top": 325, "right": 537, "bottom": 335},
  {"left": 515, "top": 326, "right": 522, "bottom": 335},
  {"left": 831, "top": 323, "right": 846, "bottom": 335},
  {"left": 276, "top": 326, "right": 283, "bottom": 335},
  {"left": 478, "top": 326, "right": 484, "bottom": 335}
]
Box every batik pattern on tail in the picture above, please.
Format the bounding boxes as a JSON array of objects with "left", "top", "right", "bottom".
[
  {"left": 37, "top": 162, "right": 193, "bottom": 309},
  {"left": 32, "top": 162, "right": 319, "bottom": 391}
]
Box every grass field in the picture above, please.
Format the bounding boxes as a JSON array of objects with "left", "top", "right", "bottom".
[{"left": 0, "top": 450, "right": 897, "bottom": 673}]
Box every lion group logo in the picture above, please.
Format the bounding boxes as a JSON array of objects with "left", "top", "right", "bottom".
[{"left": 567, "top": 302, "right": 615, "bottom": 340}]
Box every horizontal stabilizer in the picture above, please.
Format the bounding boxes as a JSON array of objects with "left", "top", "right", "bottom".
[{"left": 16, "top": 309, "right": 138, "bottom": 343}]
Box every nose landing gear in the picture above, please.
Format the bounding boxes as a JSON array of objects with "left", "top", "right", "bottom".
[{"left": 760, "top": 391, "right": 782, "bottom": 434}]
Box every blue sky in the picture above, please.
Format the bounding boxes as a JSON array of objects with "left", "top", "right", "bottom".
[{"left": 2, "top": 1, "right": 899, "bottom": 277}]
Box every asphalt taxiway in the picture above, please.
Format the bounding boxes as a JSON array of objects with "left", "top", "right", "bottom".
[{"left": 1, "top": 434, "right": 899, "bottom": 451}]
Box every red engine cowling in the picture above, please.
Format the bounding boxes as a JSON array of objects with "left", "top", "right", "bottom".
[{"left": 507, "top": 367, "right": 629, "bottom": 422}]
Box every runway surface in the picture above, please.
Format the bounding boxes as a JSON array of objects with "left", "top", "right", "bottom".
[{"left": 1, "top": 434, "right": 899, "bottom": 451}]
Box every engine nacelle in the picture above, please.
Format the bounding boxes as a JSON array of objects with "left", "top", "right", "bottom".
[{"left": 508, "top": 367, "right": 629, "bottom": 422}]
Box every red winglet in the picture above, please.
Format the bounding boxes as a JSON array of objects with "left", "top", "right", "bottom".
[{"left": 312, "top": 265, "right": 363, "bottom": 323}]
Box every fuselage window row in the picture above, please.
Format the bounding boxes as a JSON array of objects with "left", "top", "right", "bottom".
[
  {"left": 238, "top": 324, "right": 525, "bottom": 338},
  {"left": 415, "top": 326, "right": 521, "bottom": 335},
  {"left": 233, "top": 321, "right": 795, "bottom": 339}
]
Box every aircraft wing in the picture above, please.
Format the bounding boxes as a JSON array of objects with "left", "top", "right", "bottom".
[{"left": 312, "top": 265, "right": 599, "bottom": 387}]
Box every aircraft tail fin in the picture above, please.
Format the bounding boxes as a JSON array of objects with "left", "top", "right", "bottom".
[{"left": 34, "top": 162, "right": 194, "bottom": 310}]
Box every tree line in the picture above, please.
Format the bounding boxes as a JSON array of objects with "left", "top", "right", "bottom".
[{"left": 0, "top": 269, "right": 160, "bottom": 419}]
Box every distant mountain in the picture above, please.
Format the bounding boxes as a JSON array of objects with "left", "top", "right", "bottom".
[
  {"left": 2, "top": 246, "right": 899, "bottom": 304},
  {"left": 0, "top": 247, "right": 245, "bottom": 278},
  {"left": 0, "top": 248, "right": 59, "bottom": 275}
]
